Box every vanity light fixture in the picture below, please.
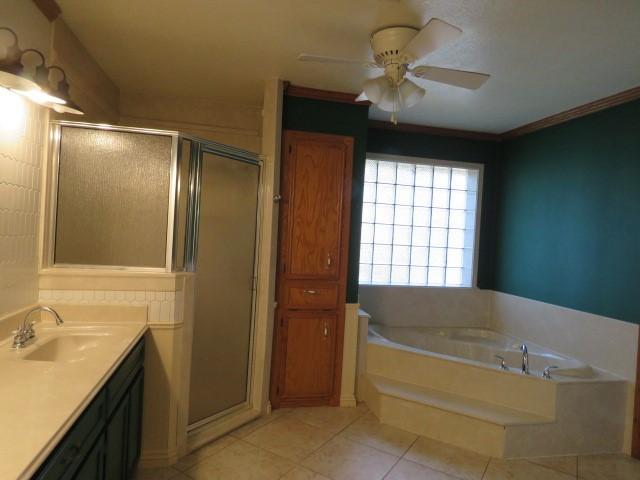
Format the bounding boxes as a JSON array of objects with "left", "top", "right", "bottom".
[
  {"left": 16, "top": 48, "right": 67, "bottom": 106},
  {"left": 0, "top": 27, "right": 41, "bottom": 93},
  {"left": 47, "top": 66, "right": 84, "bottom": 115},
  {"left": 0, "top": 26, "right": 83, "bottom": 115}
]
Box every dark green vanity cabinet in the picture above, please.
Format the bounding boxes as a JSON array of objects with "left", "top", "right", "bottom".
[{"left": 33, "top": 337, "right": 145, "bottom": 480}]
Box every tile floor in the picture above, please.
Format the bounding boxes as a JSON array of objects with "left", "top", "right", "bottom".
[{"left": 135, "top": 404, "right": 640, "bottom": 480}]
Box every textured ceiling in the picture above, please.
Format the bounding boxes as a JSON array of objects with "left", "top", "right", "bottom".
[{"left": 58, "top": 0, "right": 640, "bottom": 133}]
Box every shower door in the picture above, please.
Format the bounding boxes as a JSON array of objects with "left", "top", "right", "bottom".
[{"left": 188, "top": 149, "right": 260, "bottom": 427}]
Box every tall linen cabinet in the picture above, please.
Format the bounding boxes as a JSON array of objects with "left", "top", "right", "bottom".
[{"left": 270, "top": 130, "right": 354, "bottom": 407}]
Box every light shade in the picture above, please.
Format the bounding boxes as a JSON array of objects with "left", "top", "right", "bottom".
[
  {"left": 398, "top": 79, "right": 425, "bottom": 108},
  {"left": 363, "top": 76, "right": 391, "bottom": 104},
  {"left": 48, "top": 66, "right": 84, "bottom": 115}
]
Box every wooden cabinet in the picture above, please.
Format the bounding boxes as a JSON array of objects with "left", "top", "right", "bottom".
[
  {"left": 34, "top": 337, "right": 145, "bottom": 480},
  {"left": 271, "top": 130, "right": 353, "bottom": 407}
]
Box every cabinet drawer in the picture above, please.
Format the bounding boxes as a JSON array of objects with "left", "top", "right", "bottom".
[
  {"left": 286, "top": 285, "right": 338, "bottom": 309},
  {"left": 106, "top": 337, "right": 145, "bottom": 416},
  {"left": 34, "top": 390, "right": 106, "bottom": 480}
]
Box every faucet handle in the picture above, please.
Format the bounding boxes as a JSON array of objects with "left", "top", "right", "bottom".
[
  {"left": 542, "top": 365, "right": 559, "bottom": 379},
  {"left": 494, "top": 355, "right": 509, "bottom": 370}
]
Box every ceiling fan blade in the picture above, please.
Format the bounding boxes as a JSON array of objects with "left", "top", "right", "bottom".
[
  {"left": 403, "top": 18, "right": 462, "bottom": 62},
  {"left": 410, "top": 66, "right": 490, "bottom": 89},
  {"left": 363, "top": 76, "right": 391, "bottom": 104},
  {"left": 355, "top": 92, "right": 369, "bottom": 102},
  {"left": 297, "top": 54, "right": 378, "bottom": 68}
]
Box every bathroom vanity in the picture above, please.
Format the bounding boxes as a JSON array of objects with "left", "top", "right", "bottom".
[
  {"left": 0, "top": 319, "right": 147, "bottom": 480},
  {"left": 33, "top": 337, "right": 145, "bottom": 480}
]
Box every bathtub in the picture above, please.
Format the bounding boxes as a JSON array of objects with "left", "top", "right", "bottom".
[{"left": 368, "top": 324, "right": 595, "bottom": 379}]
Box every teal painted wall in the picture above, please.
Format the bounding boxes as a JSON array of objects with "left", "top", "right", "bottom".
[
  {"left": 282, "top": 96, "right": 369, "bottom": 303},
  {"left": 367, "top": 128, "right": 501, "bottom": 289},
  {"left": 495, "top": 99, "right": 640, "bottom": 324}
]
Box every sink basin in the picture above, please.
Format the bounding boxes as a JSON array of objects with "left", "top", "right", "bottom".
[{"left": 22, "top": 335, "right": 104, "bottom": 363}]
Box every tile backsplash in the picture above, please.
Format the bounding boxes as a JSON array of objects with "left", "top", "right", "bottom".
[
  {"left": 0, "top": 91, "right": 46, "bottom": 317},
  {"left": 39, "top": 289, "right": 184, "bottom": 323}
]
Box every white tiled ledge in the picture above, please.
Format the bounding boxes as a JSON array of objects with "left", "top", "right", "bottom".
[
  {"left": 39, "top": 268, "right": 193, "bottom": 292},
  {"left": 39, "top": 289, "right": 184, "bottom": 323}
]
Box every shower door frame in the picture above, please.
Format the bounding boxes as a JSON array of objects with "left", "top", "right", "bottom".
[
  {"left": 185, "top": 140, "right": 264, "bottom": 432},
  {"left": 45, "top": 121, "right": 182, "bottom": 272}
]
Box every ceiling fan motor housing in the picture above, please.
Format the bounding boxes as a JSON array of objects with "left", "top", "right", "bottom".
[{"left": 371, "top": 26, "right": 418, "bottom": 65}]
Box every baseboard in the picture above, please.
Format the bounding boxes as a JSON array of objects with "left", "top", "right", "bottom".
[
  {"left": 340, "top": 394, "right": 357, "bottom": 407},
  {"left": 138, "top": 447, "right": 181, "bottom": 469}
]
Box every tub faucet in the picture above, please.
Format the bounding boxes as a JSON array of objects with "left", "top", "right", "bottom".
[
  {"left": 520, "top": 344, "right": 529, "bottom": 374},
  {"left": 12, "top": 306, "right": 64, "bottom": 349}
]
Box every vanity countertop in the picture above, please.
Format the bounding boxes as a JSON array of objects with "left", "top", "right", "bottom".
[{"left": 0, "top": 319, "right": 147, "bottom": 480}]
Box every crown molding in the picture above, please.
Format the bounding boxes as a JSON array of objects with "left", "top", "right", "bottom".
[
  {"left": 33, "top": 0, "right": 62, "bottom": 22},
  {"left": 502, "top": 85, "right": 640, "bottom": 139},
  {"left": 286, "top": 83, "right": 640, "bottom": 142},
  {"left": 368, "top": 119, "right": 501, "bottom": 142},
  {"left": 284, "top": 84, "right": 370, "bottom": 106}
]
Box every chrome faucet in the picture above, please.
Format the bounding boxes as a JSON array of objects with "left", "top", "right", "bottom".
[
  {"left": 12, "top": 306, "right": 64, "bottom": 349},
  {"left": 542, "top": 365, "right": 559, "bottom": 379},
  {"left": 520, "top": 344, "right": 529, "bottom": 374}
]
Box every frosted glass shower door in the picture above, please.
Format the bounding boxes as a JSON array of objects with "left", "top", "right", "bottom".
[{"left": 188, "top": 151, "right": 260, "bottom": 426}]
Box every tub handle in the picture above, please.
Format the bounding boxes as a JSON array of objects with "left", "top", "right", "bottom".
[
  {"left": 494, "top": 355, "right": 509, "bottom": 371},
  {"left": 542, "top": 365, "right": 559, "bottom": 379}
]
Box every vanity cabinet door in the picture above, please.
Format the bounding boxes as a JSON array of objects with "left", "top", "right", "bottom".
[
  {"left": 105, "top": 394, "right": 129, "bottom": 480},
  {"left": 126, "top": 371, "right": 144, "bottom": 478},
  {"left": 72, "top": 434, "right": 106, "bottom": 480}
]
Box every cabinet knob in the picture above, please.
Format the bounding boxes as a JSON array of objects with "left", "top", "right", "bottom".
[
  {"left": 323, "top": 322, "right": 329, "bottom": 337},
  {"left": 326, "top": 254, "right": 332, "bottom": 268},
  {"left": 303, "top": 289, "right": 318, "bottom": 295},
  {"left": 273, "top": 194, "right": 282, "bottom": 203}
]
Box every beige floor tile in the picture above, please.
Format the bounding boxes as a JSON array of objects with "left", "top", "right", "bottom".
[
  {"left": 243, "top": 415, "right": 335, "bottom": 462},
  {"left": 280, "top": 466, "right": 332, "bottom": 480},
  {"left": 484, "top": 458, "right": 575, "bottom": 479},
  {"left": 288, "top": 403, "right": 368, "bottom": 434},
  {"left": 339, "top": 412, "right": 417, "bottom": 456},
  {"left": 385, "top": 459, "right": 461, "bottom": 479},
  {"left": 302, "top": 436, "right": 398, "bottom": 480},
  {"left": 404, "top": 436, "right": 489, "bottom": 480},
  {"left": 527, "top": 456, "right": 577, "bottom": 476},
  {"left": 578, "top": 454, "right": 640, "bottom": 480},
  {"left": 185, "top": 440, "right": 296, "bottom": 480},
  {"left": 230, "top": 408, "right": 293, "bottom": 438},
  {"left": 133, "top": 466, "right": 185, "bottom": 480},
  {"left": 174, "top": 435, "right": 237, "bottom": 471}
]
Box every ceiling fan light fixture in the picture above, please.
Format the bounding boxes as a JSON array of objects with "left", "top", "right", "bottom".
[
  {"left": 398, "top": 79, "right": 425, "bottom": 108},
  {"left": 362, "top": 76, "right": 391, "bottom": 104}
]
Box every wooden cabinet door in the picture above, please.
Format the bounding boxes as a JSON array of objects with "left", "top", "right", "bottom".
[
  {"left": 278, "top": 311, "right": 338, "bottom": 401},
  {"left": 281, "top": 132, "right": 352, "bottom": 280},
  {"left": 126, "top": 371, "right": 144, "bottom": 478},
  {"left": 104, "top": 395, "right": 129, "bottom": 480},
  {"left": 72, "top": 434, "right": 105, "bottom": 480},
  {"left": 271, "top": 130, "right": 353, "bottom": 409}
]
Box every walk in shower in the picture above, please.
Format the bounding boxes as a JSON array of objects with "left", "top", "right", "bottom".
[{"left": 48, "top": 122, "right": 261, "bottom": 431}]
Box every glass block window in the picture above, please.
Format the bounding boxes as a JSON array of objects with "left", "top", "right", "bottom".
[{"left": 359, "top": 157, "right": 481, "bottom": 287}]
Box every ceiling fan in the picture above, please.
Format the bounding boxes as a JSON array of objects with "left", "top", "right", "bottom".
[{"left": 298, "top": 18, "right": 490, "bottom": 124}]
